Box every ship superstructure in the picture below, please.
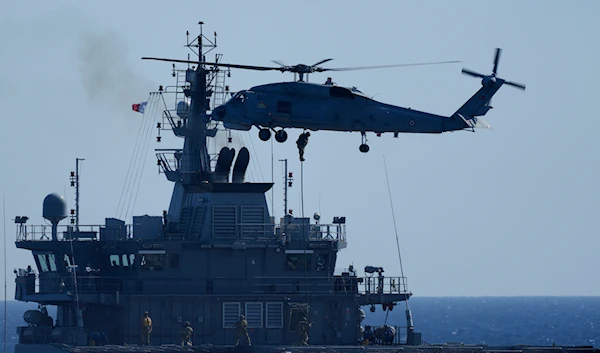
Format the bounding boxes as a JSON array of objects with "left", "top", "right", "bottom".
[{"left": 12, "top": 22, "right": 414, "bottom": 350}]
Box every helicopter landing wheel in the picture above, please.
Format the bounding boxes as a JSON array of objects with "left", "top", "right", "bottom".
[
  {"left": 359, "top": 144, "right": 370, "bottom": 153},
  {"left": 258, "top": 128, "right": 271, "bottom": 141},
  {"left": 274, "top": 130, "right": 288, "bottom": 143}
]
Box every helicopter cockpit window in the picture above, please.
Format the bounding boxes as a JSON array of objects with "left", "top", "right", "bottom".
[
  {"left": 229, "top": 92, "right": 246, "bottom": 105},
  {"left": 329, "top": 86, "right": 355, "bottom": 100}
]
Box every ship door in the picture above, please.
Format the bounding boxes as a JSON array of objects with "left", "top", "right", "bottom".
[{"left": 287, "top": 303, "right": 309, "bottom": 343}]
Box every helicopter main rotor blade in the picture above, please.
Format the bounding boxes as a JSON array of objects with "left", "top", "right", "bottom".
[
  {"left": 272, "top": 60, "right": 288, "bottom": 67},
  {"left": 504, "top": 80, "right": 526, "bottom": 90},
  {"left": 321, "top": 60, "right": 461, "bottom": 72},
  {"left": 461, "top": 68, "right": 487, "bottom": 78},
  {"left": 311, "top": 58, "right": 334, "bottom": 67},
  {"left": 142, "top": 57, "right": 283, "bottom": 71},
  {"left": 493, "top": 48, "right": 501, "bottom": 75}
]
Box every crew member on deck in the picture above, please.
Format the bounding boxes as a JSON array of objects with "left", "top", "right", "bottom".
[
  {"left": 141, "top": 311, "right": 152, "bottom": 346},
  {"left": 234, "top": 315, "right": 251, "bottom": 346},
  {"left": 296, "top": 316, "right": 311, "bottom": 345},
  {"left": 181, "top": 321, "right": 193, "bottom": 346}
]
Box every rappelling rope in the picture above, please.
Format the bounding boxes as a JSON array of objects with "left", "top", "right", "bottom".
[
  {"left": 300, "top": 139, "right": 311, "bottom": 321},
  {"left": 383, "top": 155, "right": 410, "bottom": 314}
]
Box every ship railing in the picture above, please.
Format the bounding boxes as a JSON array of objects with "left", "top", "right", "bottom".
[
  {"left": 261, "top": 222, "right": 346, "bottom": 242},
  {"left": 359, "top": 275, "right": 408, "bottom": 295},
  {"left": 15, "top": 224, "right": 133, "bottom": 242},
  {"left": 250, "top": 275, "right": 408, "bottom": 295},
  {"left": 16, "top": 272, "right": 131, "bottom": 297}
]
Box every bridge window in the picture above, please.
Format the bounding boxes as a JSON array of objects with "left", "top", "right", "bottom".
[
  {"left": 110, "top": 255, "right": 120, "bottom": 267},
  {"left": 47, "top": 254, "right": 57, "bottom": 272},
  {"left": 126, "top": 254, "right": 135, "bottom": 267},
  {"left": 63, "top": 254, "right": 73, "bottom": 269},
  {"left": 316, "top": 254, "right": 328, "bottom": 271},
  {"left": 37, "top": 254, "right": 49, "bottom": 272},
  {"left": 36, "top": 253, "right": 58, "bottom": 272},
  {"left": 285, "top": 254, "right": 312, "bottom": 271},
  {"left": 266, "top": 302, "right": 283, "bottom": 328},
  {"left": 140, "top": 254, "right": 163, "bottom": 271},
  {"left": 223, "top": 302, "right": 241, "bottom": 328},
  {"left": 245, "top": 302, "right": 263, "bottom": 328}
]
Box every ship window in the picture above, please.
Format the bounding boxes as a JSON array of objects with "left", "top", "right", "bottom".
[
  {"left": 245, "top": 302, "right": 263, "bottom": 328},
  {"left": 47, "top": 254, "right": 57, "bottom": 272},
  {"left": 37, "top": 254, "right": 49, "bottom": 272},
  {"left": 276, "top": 101, "right": 292, "bottom": 114},
  {"left": 140, "top": 254, "right": 163, "bottom": 271},
  {"left": 285, "top": 254, "right": 312, "bottom": 271},
  {"left": 266, "top": 302, "right": 284, "bottom": 328},
  {"left": 110, "top": 255, "right": 120, "bottom": 267},
  {"left": 166, "top": 254, "right": 179, "bottom": 269},
  {"left": 316, "top": 254, "right": 328, "bottom": 271},
  {"left": 63, "top": 254, "right": 73, "bottom": 269},
  {"left": 129, "top": 254, "right": 135, "bottom": 267},
  {"left": 223, "top": 302, "right": 241, "bottom": 328}
]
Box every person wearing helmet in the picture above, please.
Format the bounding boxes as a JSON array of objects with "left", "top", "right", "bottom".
[
  {"left": 181, "top": 321, "right": 193, "bottom": 346},
  {"left": 141, "top": 312, "right": 152, "bottom": 346},
  {"left": 296, "top": 131, "right": 310, "bottom": 162},
  {"left": 296, "top": 316, "right": 311, "bottom": 345},
  {"left": 234, "top": 315, "right": 251, "bottom": 346}
]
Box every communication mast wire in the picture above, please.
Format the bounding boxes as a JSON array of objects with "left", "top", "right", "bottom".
[
  {"left": 382, "top": 155, "right": 410, "bottom": 312},
  {"left": 3, "top": 193, "right": 7, "bottom": 353}
]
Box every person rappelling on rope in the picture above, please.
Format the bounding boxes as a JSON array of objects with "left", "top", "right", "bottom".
[{"left": 296, "top": 131, "right": 310, "bottom": 162}]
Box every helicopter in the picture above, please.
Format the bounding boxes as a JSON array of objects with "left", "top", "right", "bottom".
[{"left": 143, "top": 48, "right": 525, "bottom": 152}]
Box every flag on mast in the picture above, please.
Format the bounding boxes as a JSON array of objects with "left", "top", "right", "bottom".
[{"left": 132, "top": 101, "right": 148, "bottom": 113}]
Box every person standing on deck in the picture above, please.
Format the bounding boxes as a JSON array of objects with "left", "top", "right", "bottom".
[{"left": 141, "top": 311, "right": 152, "bottom": 346}]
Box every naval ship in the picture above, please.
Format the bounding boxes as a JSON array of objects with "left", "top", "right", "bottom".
[{"left": 10, "top": 23, "right": 597, "bottom": 353}]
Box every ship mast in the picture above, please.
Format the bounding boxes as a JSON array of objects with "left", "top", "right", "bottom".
[{"left": 69, "top": 158, "right": 84, "bottom": 231}]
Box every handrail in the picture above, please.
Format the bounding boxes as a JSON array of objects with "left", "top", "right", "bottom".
[{"left": 16, "top": 222, "right": 346, "bottom": 243}]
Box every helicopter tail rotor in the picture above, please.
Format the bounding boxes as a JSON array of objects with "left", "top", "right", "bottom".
[{"left": 461, "top": 48, "right": 526, "bottom": 91}]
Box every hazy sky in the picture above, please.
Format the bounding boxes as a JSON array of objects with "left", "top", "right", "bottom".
[{"left": 1, "top": 1, "right": 598, "bottom": 298}]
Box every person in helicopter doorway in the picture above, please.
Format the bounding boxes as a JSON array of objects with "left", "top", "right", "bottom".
[
  {"left": 296, "top": 316, "right": 311, "bottom": 345},
  {"left": 141, "top": 311, "right": 152, "bottom": 346},
  {"left": 296, "top": 131, "right": 310, "bottom": 162},
  {"left": 181, "top": 321, "right": 193, "bottom": 346},
  {"left": 234, "top": 315, "right": 251, "bottom": 346}
]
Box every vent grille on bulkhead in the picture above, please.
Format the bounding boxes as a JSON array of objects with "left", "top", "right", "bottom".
[
  {"left": 212, "top": 206, "right": 237, "bottom": 238},
  {"left": 241, "top": 206, "right": 265, "bottom": 238}
]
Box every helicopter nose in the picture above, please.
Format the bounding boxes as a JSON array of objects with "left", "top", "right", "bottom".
[{"left": 213, "top": 106, "right": 226, "bottom": 120}]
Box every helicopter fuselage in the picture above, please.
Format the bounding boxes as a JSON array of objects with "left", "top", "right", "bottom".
[{"left": 212, "top": 81, "right": 468, "bottom": 134}]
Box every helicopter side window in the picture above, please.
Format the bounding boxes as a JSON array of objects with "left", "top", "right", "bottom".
[
  {"left": 329, "top": 86, "right": 355, "bottom": 100},
  {"left": 230, "top": 92, "right": 246, "bottom": 105},
  {"left": 276, "top": 101, "right": 292, "bottom": 114}
]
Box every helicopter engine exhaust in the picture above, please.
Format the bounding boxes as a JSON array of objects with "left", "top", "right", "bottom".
[
  {"left": 232, "top": 147, "right": 250, "bottom": 183},
  {"left": 214, "top": 147, "right": 235, "bottom": 183}
]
